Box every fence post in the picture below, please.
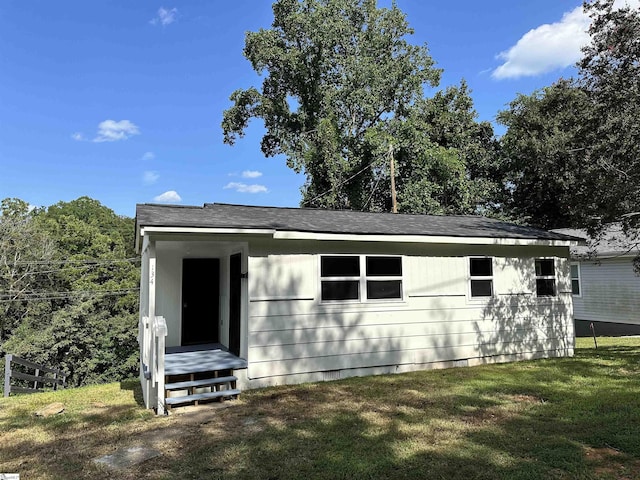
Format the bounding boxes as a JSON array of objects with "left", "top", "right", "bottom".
[{"left": 4, "top": 354, "right": 12, "bottom": 397}]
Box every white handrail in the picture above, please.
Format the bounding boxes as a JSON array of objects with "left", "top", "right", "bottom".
[{"left": 152, "top": 315, "right": 168, "bottom": 415}]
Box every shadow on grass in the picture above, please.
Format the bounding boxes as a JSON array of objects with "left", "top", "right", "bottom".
[
  {"left": 159, "top": 343, "right": 640, "bottom": 480},
  {"left": 119, "top": 377, "right": 145, "bottom": 407},
  {"left": 2, "top": 343, "right": 640, "bottom": 480}
]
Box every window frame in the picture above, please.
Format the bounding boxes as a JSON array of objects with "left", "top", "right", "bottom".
[
  {"left": 468, "top": 256, "right": 494, "bottom": 300},
  {"left": 570, "top": 262, "right": 582, "bottom": 297},
  {"left": 535, "top": 258, "right": 557, "bottom": 297},
  {"left": 319, "top": 254, "right": 404, "bottom": 304}
]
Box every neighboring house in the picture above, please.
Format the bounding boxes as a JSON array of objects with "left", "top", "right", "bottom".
[
  {"left": 553, "top": 226, "right": 640, "bottom": 337},
  {"left": 136, "top": 203, "right": 578, "bottom": 414}
]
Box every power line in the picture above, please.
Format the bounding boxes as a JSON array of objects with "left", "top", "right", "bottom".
[
  {"left": 0, "top": 288, "right": 139, "bottom": 303},
  {"left": 0, "top": 288, "right": 139, "bottom": 296},
  {"left": 8, "top": 261, "right": 139, "bottom": 276},
  {"left": 301, "top": 156, "right": 387, "bottom": 207},
  {"left": 2, "top": 257, "right": 140, "bottom": 267}
]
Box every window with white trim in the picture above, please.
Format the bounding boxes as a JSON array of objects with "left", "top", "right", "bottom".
[
  {"left": 320, "top": 255, "right": 403, "bottom": 302},
  {"left": 570, "top": 263, "right": 581, "bottom": 296},
  {"left": 469, "top": 257, "right": 493, "bottom": 297},
  {"left": 535, "top": 259, "right": 556, "bottom": 296}
]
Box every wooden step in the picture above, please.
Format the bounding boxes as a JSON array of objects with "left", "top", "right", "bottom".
[
  {"left": 165, "top": 389, "right": 241, "bottom": 406},
  {"left": 165, "top": 375, "right": 237, "bottom": 391}
]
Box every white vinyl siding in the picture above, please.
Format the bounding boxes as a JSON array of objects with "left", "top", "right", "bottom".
[
  {"left": 248, "top": 254, "right": 315, "bottom": 301},
  {"left": 246, "top": 248, "right": 574, "bottom": 382},
  {"left": 494, "top": 257, "right": 535, "bottom": 295},
  {"left": 573, "top": 258, "right": 640, "bottom": 324}
]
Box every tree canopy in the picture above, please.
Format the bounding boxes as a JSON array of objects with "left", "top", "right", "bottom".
[
  {"left": 222, "top": 0, "right": 500, "bottom": 214},
  {"left": 0, "top": 197, "right": 139, "bottom": 387},
  {"left": 579, "top": 0, "right": 640, "bottom": 228},
  {"left": 498, "top": 80, "right": 592, "bottom": 229},
  {"left": 498, "top": 0, "right": 640, "bottom": 237}
]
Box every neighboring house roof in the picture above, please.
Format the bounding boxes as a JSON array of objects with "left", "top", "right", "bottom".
[
  {"left": 137, "top": 203, "right": 578, "bottom": 242},
  {"left": 552, "top": 225, "right": 640, "bottom": 258}
]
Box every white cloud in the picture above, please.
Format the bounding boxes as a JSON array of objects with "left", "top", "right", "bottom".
[
  {"left": 71, "top": 132, "right": 86, "bottom": 141},
  {"left": 141, "top": 151, "right": 155, "bottom": 161},
  {"left": 93, "top": 119, "right": 140, "bottom": 142},
  {"left": 613, "top": 0, "right": 640, "bottom": 8},
  {"left": 153, "top": 190, "right": 181, "bottom": 203},
  {"left": 143, "top": 171, "right": 160, "bottom": 185},
  {"left": 224, "top": 182, "right": 268, "bottom": 194},
  {"left": 151, "top": 7, "right": 178, "bottom": 26},
  {"left": 493, "top": 7, "right": 589, "bottom": 79},
  {"left": 493, "top": 1, "right": 640, "bottom": 79},
  {"left": 242, "top": 170, "right": 263, "bottom": 178}
]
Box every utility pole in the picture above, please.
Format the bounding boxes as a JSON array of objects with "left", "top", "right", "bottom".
[{"left": 389, "top": 144, "right": 398, "bottom": 213}]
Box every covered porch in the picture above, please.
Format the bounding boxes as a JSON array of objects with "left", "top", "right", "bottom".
[{"left": 137, "top": 233, "right": 250, "bottom": 414}]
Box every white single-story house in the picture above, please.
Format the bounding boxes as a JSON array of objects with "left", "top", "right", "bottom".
[
  {"left": 553, "top": 226, "right": 640, "bottom": 336},
  {"left": 136, "top": 203, "right": 579, "bottom": 414}
]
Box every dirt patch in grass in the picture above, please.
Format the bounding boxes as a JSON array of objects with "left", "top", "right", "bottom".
[{"left": 584, "top": 446, "right": 640, "bottom": 480}]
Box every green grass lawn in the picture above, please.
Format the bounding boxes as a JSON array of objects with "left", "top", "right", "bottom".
[{"left": 1, "top": 337, "right": 639, "bottom": 480}]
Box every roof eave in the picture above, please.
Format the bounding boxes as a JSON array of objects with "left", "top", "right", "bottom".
[{"left": 137, "top": 225, "right": 576, "bottom": 247}]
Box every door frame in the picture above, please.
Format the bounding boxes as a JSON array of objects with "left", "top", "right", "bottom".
[
  {"left": 228, "top": 246, "right": 248, "bottom": 360},
  {"left": 180, "top": 257, "right": 221, "bottom": 346},
  {"left": 228, "top": 252, "right": 242, "bottom": 356},
  {"left": 177, "top": 244, "right": 248, "bottom": 359}
]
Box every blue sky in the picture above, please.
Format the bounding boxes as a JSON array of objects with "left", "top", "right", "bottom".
[{"left": 1, "top": 0, "right": 634, "bottom": 217}]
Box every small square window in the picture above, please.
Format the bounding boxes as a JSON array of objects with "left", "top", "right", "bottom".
[
  {"left": 535, "top": 259, "right": 555, "bottom": 277},
  {"left": 321, "top": 280, "right": 360, "bottom": 301},
  {"left": 367, "top": 280, "right": 402, "bottom": 299},
  {"left": 471, "top": 279, "right": 493, "bottom": 297},
  {"left": 470, "top": 258, "right": 493, "bottom": 277},
  {"left": 469, "top": 257, "right": 493, "bottom": 298},
  {"left": 536, "top": 279, "right": 556, "bottom": 296},
  {"left": 321, "top": 256, "right": 359, "bottom": 277},
  {"left": 366, "top": 256, "right": 402, "bottom": 276},
  {"left": 535, "top": 259, "right": 556, "bottom": 297}
]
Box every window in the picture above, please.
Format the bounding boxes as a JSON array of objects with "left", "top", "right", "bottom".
[
  {"left": 469, "top": 257, "right": 493, "bottom": 298},
  {"left": 570, "top": 263, "right": 581, "bottom": 296},
  {"left": 320, "top": 256, "right": 360, "bottom": 301},
  {"left": 535, "top": 259, "right": 556, "bottom": 296},
  {"left": 320, "top": 255, "right": 403, "bottom": 302},
  {"left": 366, "top": 256, "right": 402, "bottom": 299}
]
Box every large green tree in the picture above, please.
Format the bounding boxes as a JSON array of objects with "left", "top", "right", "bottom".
[
  {"left": 498, "top": 80, "right": 593, "bottom": 229},
  {"left": 579, "top": 0, "right": 640, "bottom": 228},
  {"left": 1, "top": 197, "right": 139, "bottom": 386},
  {"left": 499, "top": 0, "right": 640, "bottom": 233},
  {"left": 0, "top": 199, "right": 58, "bottom": 342},
  {"left": 222, "top": 0, "right": 500, "bottom": 213}
]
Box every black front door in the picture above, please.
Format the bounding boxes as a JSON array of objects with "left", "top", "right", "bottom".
[
  {"left": 181, "top": 258, "right": 220, "bottom": 346},
  {"left": 228, "top": 253, "right": 242, "bottom": 356}
]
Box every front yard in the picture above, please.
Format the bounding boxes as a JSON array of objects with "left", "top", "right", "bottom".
[{"left": 1, "top": 337, "right": 639, "bottom": 479}]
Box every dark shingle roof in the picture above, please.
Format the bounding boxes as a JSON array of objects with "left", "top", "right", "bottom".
[
  {"left": 553, "top": 226, "right": 640, "bottom": 256},
  {"left": 136, "top": 203, "right": 577, "bottom": 241}
]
